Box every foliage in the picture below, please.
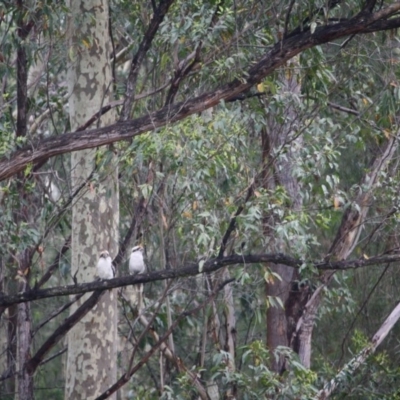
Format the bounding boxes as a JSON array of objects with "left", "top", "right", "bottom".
[{"left": 1, "top": 0, "right": 400, "bottom": 399}]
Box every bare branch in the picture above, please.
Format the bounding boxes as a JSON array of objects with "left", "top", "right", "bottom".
[
  {"left": 120, "top": 0, "right": 176, "bottom": 120},
  {"left": 1, "top": 252, "right": 400, "bottom": 307},
  {"left": 361, "top": 0, "right": 378, "bottom": 14},
  {"left": 16, "top": 22, "right": 27, "bottom": 139},
  {"left": 283, "top": 0, "right": 296, "bottom": 39},
  {"left": 327, "top": 101, "right": 359, "bottom": 116},
  {"left": 39, "top": 347, "right": 67, "bottom": 367},
  {"left": 31, "top": 293, "right": 85, "bottom": 337},
  {"left": 165, "top": 47, "right": 201, "bottom": 105}
]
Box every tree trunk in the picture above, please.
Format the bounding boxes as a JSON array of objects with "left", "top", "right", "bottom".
[
  {"left": 64, "top": 1, "right": 118, "bottom": 399},
  {"left": 16, "top": 289, "right": 32, "bottom": 400},
  {"left": 263, "top": 59, "right": 301, "bottom": 372},
  {"left": 222, "top": 269, "right": 237, "bottom": 399}
]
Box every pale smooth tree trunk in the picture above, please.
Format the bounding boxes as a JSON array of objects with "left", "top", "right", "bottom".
[{"left": 65, "top": 1, "right": 118, "bottom": 399}]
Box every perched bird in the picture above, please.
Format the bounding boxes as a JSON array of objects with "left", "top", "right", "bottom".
[
  {"left": 96, "top": 250, "right": 115, "bottom": 280},
  {"left": 129, "top": 246, "right": 146, "bottom": 275},
  {"left": 127, "top": 246, "right": 146, "bottom": 310}
]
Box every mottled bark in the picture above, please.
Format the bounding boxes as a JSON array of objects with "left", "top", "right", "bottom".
[
  {"left": 27, "top": 290, "right": 105, "bottom": 375},
  {"left": 65, "top": 1, "right": 118, "bottom": 399}
]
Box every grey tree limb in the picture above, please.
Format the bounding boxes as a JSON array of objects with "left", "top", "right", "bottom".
[{"left": 1, "top": 252, "right": 400, "bottom": 307}]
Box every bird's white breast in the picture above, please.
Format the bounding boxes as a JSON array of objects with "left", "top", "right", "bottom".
[
  {"left": 97, "top": 256, "right": 114, "bottom": 280},
  {"left": 129, "top": 251, "right": 145, "bottom": 274}
]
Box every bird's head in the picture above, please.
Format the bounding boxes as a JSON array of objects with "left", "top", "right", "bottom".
[
  {"left": 131, "top": 245, "right": 143, "bottom": 254},
  {"left": 100, "top": 250, "right": 110, "bottom": 258}
]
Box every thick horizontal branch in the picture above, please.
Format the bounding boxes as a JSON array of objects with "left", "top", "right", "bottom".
[
  {"left": 1, "top": 252, "right": 400, "bottom": 307},
  {"left": 1, "top": 7, "right": 400, "bottom": 181}
]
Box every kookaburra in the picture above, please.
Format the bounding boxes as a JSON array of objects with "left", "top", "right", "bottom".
[
  {"left": 96, "top": 250, "right": 115, "bottom": 280},
  {"left": 129, "top": 246, "right": 145, "bottom": 275}
]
